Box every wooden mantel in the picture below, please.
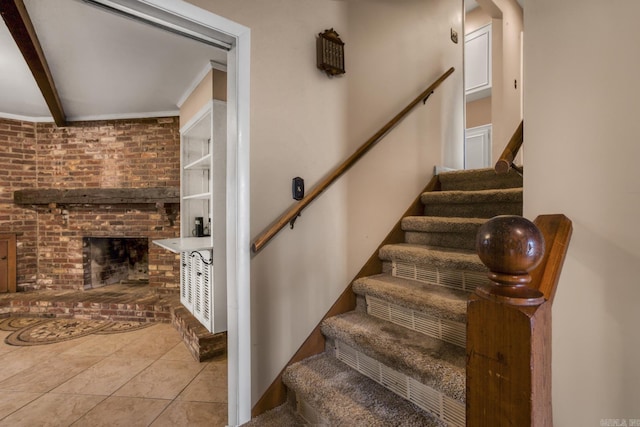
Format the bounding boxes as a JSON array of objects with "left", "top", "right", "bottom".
[{"left": 14, "top": 187, "right": 180, "bottom": 206}]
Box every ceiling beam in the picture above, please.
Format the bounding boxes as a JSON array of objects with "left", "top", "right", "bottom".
[{"left": 0, "top": 0, "right": 66, "bottom": 126}]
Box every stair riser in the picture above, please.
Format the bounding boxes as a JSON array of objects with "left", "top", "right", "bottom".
[
  {"left": 332, "top": 341, "right": 465, "bottom": 426},
  {"left": 404, "top": 231, "right": 477, "bottom": 250},
  {"left": 438, "top": 169, "right": 522, "bottom": 191},
  {"left": 365, "top": 295, "right": 465, "bottom": 348},
  {"left": 423, "top": 202, "right": 522, "bottom": 218}
]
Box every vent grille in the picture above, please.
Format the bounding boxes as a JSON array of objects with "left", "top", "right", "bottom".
[
  {"left": 335, "top": 341, "right": 465, "bottom": 426},
  {"left": 366, "top": 296, "right": 466, "bottom": 348},
  {"left": 392, "top": 261, "right": 488, "bottom": 292}
]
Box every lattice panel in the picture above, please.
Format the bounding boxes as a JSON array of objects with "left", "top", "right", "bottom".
[
  {"left": 366, "top": 296, "right": 466, "bottom": 348},
  {"left": 335, "top": 341, "right": 465, "bottom": 426},
  {"left": 392, "top": 261, "right": 489, "bottom": 292}
]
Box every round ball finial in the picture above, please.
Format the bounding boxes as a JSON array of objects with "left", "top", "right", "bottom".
[
  {"left": 476, "top": 215, "right": 545, "bottom": 305},
  {"left": 477, "top": 215, "right": 544, "bottom": 276}
]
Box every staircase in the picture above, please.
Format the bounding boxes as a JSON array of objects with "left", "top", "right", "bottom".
[{"left": 246, "top": 167, "right": 523, "bottom": 426}]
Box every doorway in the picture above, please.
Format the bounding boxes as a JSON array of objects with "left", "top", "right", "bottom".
[{"left": 81, "top": 1, "right": 251, "bottom": 425}]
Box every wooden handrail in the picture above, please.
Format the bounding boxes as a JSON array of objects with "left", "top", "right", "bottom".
[
  {"left": 467, "top": 214, "right": 572, "bottom": 426},
  {"left": 494, "top": 119, "right": 523, "bottom": 174},
  {"left": 251, "top": 67, "right": 455, "bottom": 253}
]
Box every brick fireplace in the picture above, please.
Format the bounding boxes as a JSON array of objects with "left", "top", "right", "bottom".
[{"left": 0, "top": 117, "right": 181, "bottom": 291}]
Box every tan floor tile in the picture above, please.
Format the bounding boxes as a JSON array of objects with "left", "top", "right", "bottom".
[
  {"left": 0, "top": 349, "right": 53, "bottom": 382},
  {"left": 0, "top": 332, "right": 20, "bottom": 355},
  {"left": 0, "top": 391, "right": 42, "bottom": 419},
  {"left": 53, "top": 356, "right": 155, "bottom": 396},
  {"left": 113, "top": 359, "right": 205, "bottom": 400},
  {"left": 112, "top": 326, "right": 182, "bottom": 359},
  {"left": 0, "top": 354, "right": 101, "bottom": 393},
  {"left": 159, "top": 341, "right": 196, "bottom": 362},
  {"left": 177, "top": 369, "right": 227, "bottom": 403},
  {"left": 151, "top": 401, "right": 227, "bottom": 427},
  {"left": 12, "top": 335, "right": 93, "bottom": 355},
  {"left": 60, "top": 331, "right": 140, "bottom": 357},
  {"left": 72, "top": 396, "right": 170, "bottom": 427},
  {"left": 0, "top": 393, "right": 104, "bottom": 427}
]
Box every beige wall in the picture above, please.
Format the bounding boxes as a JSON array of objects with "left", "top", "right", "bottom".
[
  {"left": 187, "top": 0, "right": 463, "bottom": 404},
  {"left": 180, "top": 69, "right": 227, "bottom": 126},
  {"left": 465, "top": 6, "right": 491, "bottom": 33},
  {"left": 525, "top": 0, "right": 640, "bottom": 424},
  {"left": 466, "top": 96, "right": 492, "bottom": 128}
]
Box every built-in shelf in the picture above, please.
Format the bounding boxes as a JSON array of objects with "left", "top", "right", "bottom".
[
  {"left": 153, "top": 237, "right": 213, "bottom": 253},
  {"left": 184, "top": 154, "right": 212, "bottom": 170}
]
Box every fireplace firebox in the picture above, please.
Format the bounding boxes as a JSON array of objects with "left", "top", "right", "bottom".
[{"left": 83, "top": 237, "right": 149, "bottom": 289}]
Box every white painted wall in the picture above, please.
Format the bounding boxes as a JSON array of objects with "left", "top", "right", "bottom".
[
  {"left": 188, "top": 0, "right": 463, "bottom": 404},
  {"left": 525, "top": 1, "right": 640, "bottom": 424}
]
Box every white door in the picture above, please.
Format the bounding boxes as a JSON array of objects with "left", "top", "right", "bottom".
[{"left": 465, "top": 124, "right": 492, "bottom": 169}]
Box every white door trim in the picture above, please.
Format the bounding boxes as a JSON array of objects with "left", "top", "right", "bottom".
[{"left": 82, "top": 1, "right": 251, "bottom": 425}]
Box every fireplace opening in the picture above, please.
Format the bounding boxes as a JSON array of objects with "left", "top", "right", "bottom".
[{"left": 83, "top": 237, "right": 149, "bottom": 290}]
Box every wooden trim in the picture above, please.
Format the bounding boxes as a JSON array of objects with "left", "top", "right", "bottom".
[
  {"left": 530, "top": 214, "right": 573, "bottom": 304},
  {"left": 251, "top": 68, "right": 455, "bottom": 254},
  {"left": 0, "top": 234, "right": 17, "bottom": 293},
  {"left": 13, "top": 187, "right": 179, "bottom": 205},
  {"left": 0, "top": 0, "right": 66, "bottom": 126},
  {"left": 251, "top": 175, "right": 441, "bottom": 417},
  {"left": 494, "top": 120, "right": 523, "bottom": 174}
]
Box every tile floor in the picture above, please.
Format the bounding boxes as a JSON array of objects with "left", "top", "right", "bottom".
[{"left": 0, "top": 322, "right": 227, "bottom": 426}]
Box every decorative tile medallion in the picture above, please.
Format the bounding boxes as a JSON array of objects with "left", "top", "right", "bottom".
[{"left": 1, "top": 317, "right": 153, "bottom": 346}]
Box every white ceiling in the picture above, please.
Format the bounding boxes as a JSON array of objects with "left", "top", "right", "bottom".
[{"left": 0, "top": 0, "right": 227, "bottom": 122}]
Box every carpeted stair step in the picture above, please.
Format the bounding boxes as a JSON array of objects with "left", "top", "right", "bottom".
[
  {"left": 379, "top": 243, "right": 486, "bottom": 273},
  {"left": 353, "top": 274, "right": 467, "bottom": 348},
  {"left": 321, "top": 311, "right": 466, "bottom": 404},
  {"left": 282, "top": 353, "right": 445, "bottom": 426},
  {"left": 421, "top": 188, "right": 522, "bottom": 218},
  {"left": 379, "top": 243, "right": 489, "bottom": 293},
  {"left": 242, "top": 402, "right": 307, "bottom": 427},
  {"left": 353, "top": 274, "right": 467, "bottom": 323},
  {"left": 402, "top": 216, "right": 486, "bottom": 250},
  {"left": 438, "top": 167, "right": 522, "bottom": 191}
]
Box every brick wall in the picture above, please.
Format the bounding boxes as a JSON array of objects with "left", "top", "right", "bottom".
[
  {"left": 0, "top": 117, "right": 181, "bottom": 291},
  {"left": 0, "top": 120, "right": 38, "bottom": 285}
]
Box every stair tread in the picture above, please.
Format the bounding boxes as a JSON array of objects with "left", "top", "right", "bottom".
[
  {"left": 402, "top": 216, "right": 486, "bottom": 232},
  {"left": 437, "top": 168, "right": 523, "bottom": 191},
  {"left": 379, "top": 243, "right": 486, "bottom": 272},
  {"left": 353, "top": 273, "right": 467, "bottom": 323},
  {"left": 421, "top": 187, "right": 523, "bottom": 204},
  {"left": 283, "top": 353, "right": 445, "bottom": 427},
  {"left": 322, "top": 311, "right": 466, "bottom": 402},
  {"left": 242, "top": 403, "right": 307, "bottom": 427}
]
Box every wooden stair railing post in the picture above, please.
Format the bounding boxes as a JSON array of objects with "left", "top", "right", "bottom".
[{"left": 467, "top": 215, "right": 552, "bottom": 426}]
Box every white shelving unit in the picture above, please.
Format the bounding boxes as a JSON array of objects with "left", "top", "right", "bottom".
[{"left": 154, "top": 99, "right": 227, "bottom": 334}]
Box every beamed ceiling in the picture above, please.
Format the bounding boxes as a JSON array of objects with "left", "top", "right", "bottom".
[{"left": 0, "top": 0, "right": 227, "bottom": 126}]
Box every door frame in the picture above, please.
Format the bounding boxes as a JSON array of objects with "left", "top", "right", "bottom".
[{"left": 84, "top": 1, "right": 251, "bottom": 425}]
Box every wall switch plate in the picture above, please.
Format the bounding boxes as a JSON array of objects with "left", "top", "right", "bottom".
[{"left": 292, "top": 177, "right": 304, "bottom": 200}]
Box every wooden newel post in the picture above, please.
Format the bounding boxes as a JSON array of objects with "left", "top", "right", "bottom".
[{"left": 467, "top": 215, "right": 553, "bottom": 426}]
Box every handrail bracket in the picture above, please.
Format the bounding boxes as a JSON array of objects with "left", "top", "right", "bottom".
[
  {"left": 422, "top": 90, "right": 434, "bottom": 104},
  {"left": 289, "top": 212, "right": 301, "bottom": 229}
]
